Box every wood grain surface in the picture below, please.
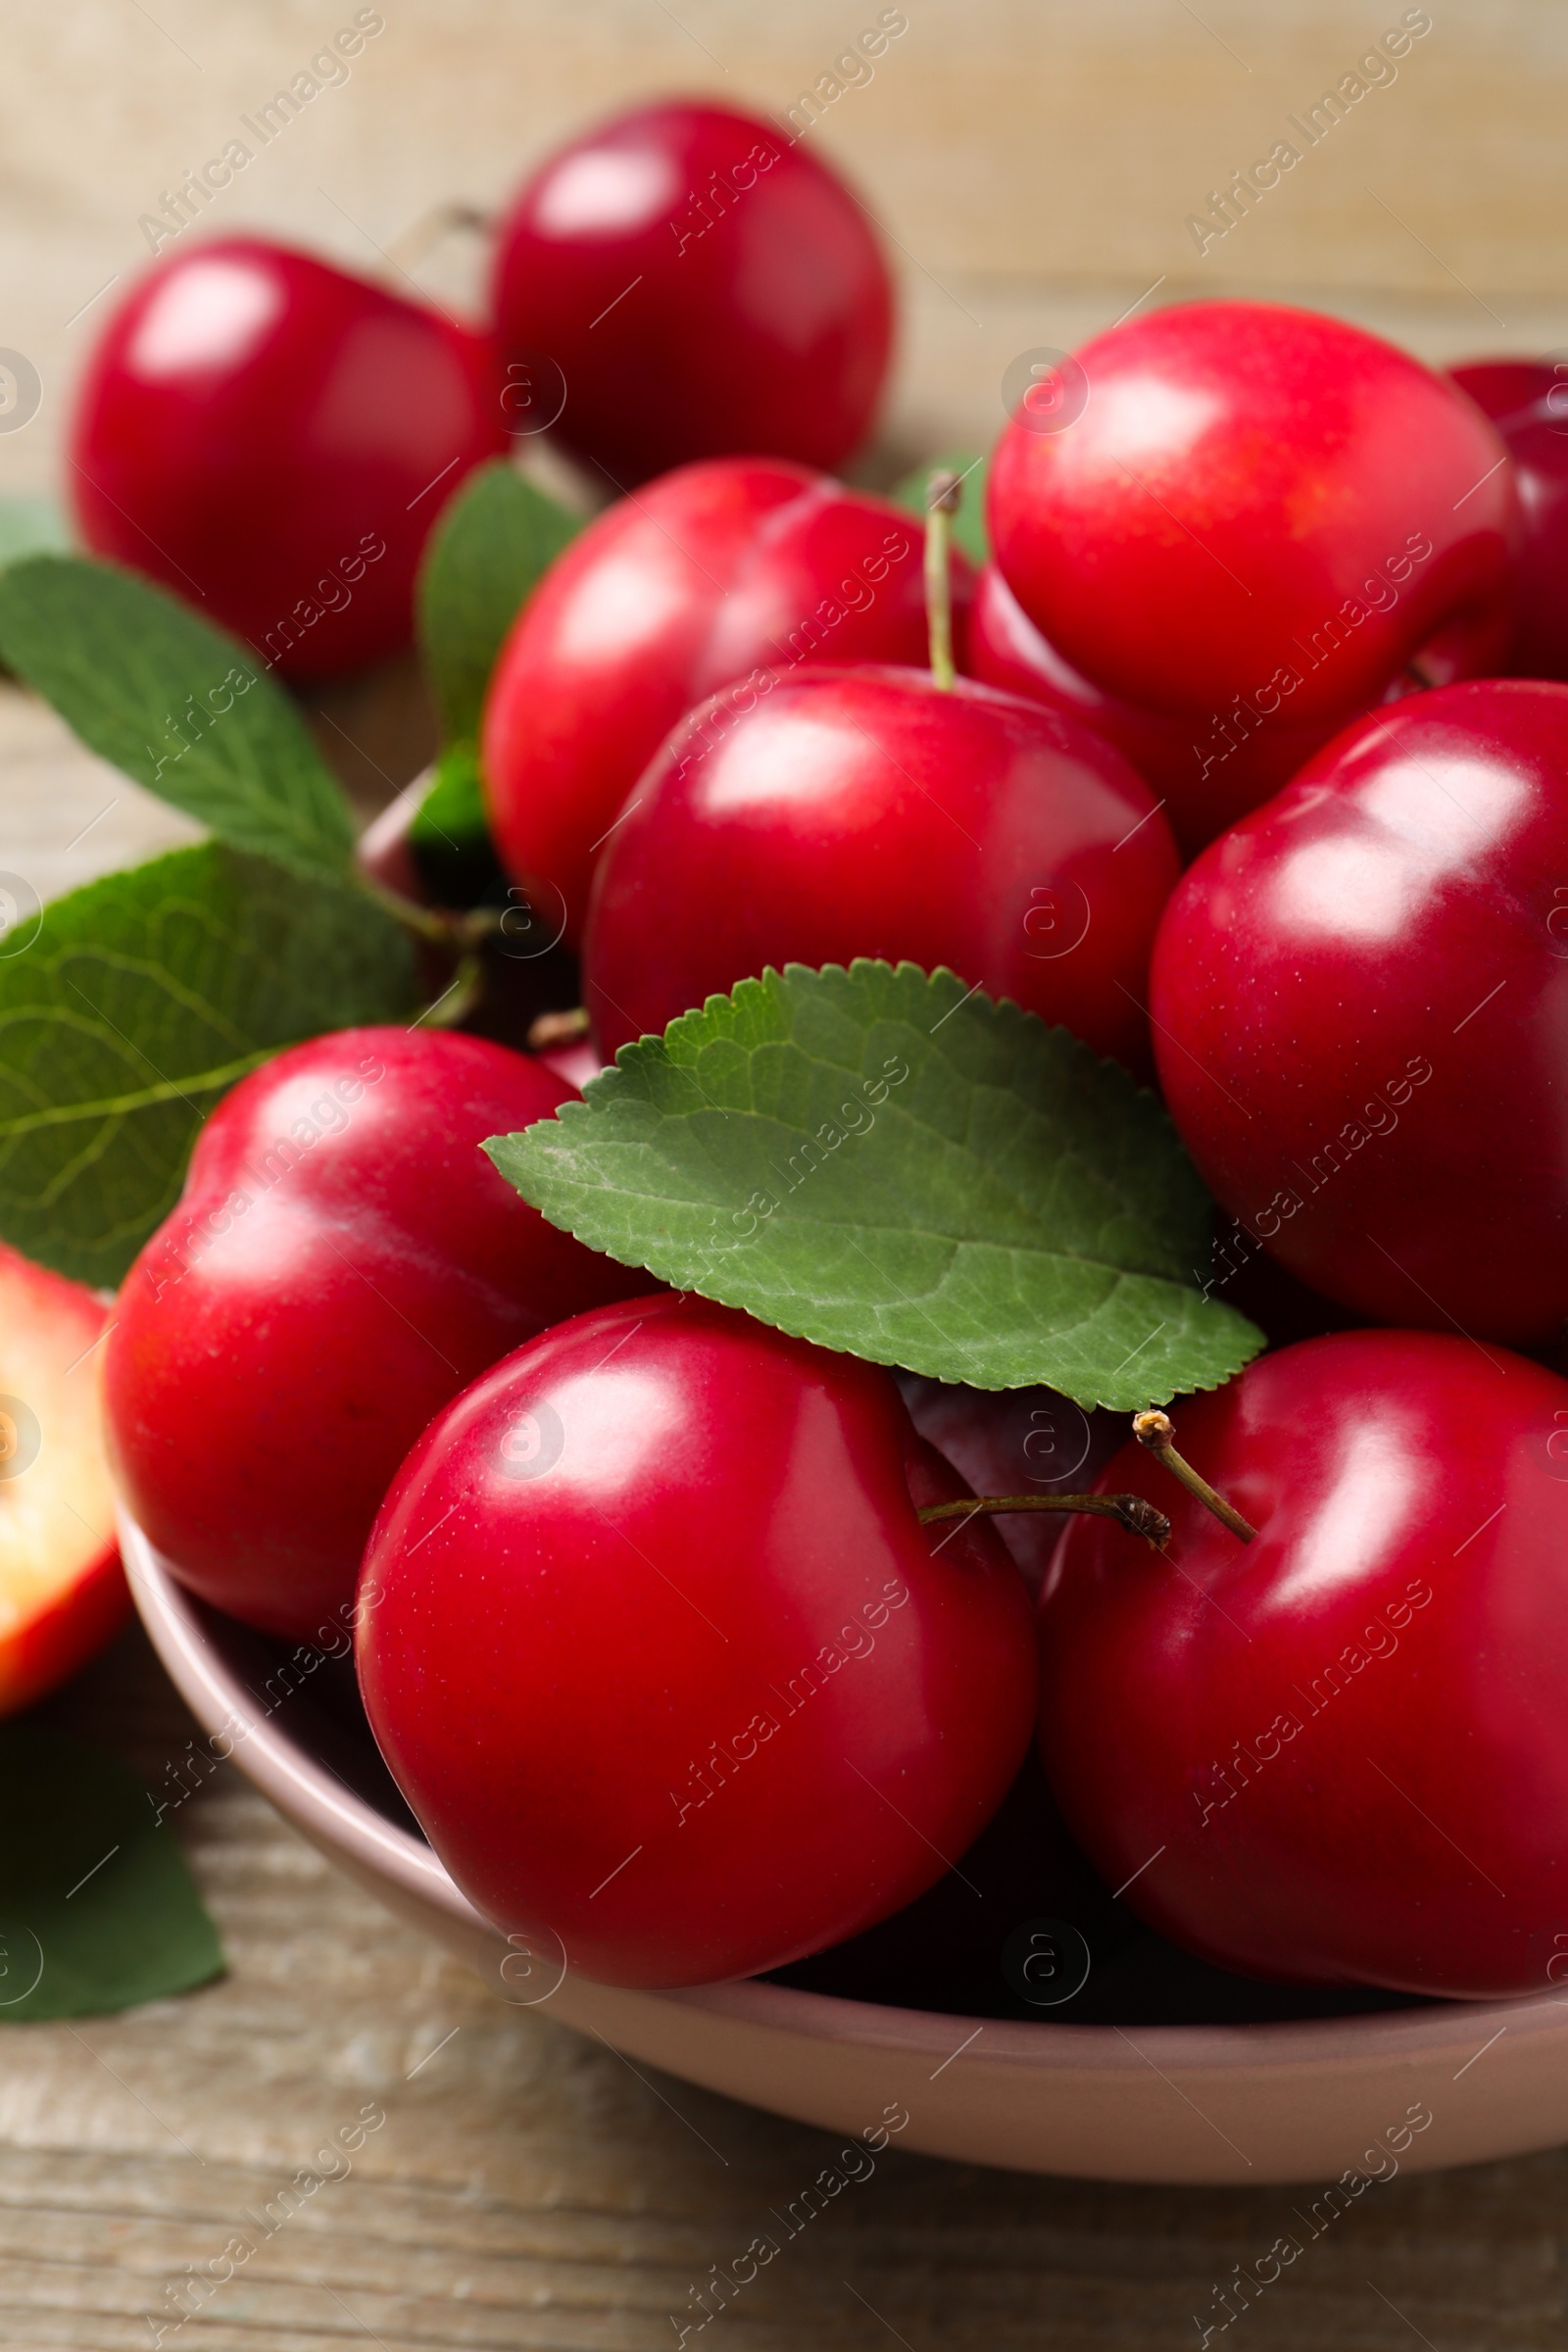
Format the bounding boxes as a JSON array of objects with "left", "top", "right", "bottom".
[
  {"left": 4, "top": 3, "right": 1568, "bottom": 2338},
  {"left": 9, "top": 1621, "right": 1565, "bottom": 2352},
  {"left": 4, "top": 0, "right": 1568, "bottom": 508}
]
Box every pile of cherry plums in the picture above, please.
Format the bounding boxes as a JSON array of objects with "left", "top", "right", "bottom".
[
  {"left": 82, "top": 93, "right": 1568, "bottom": 2015},
  {"left": 71, "top": 95, "right": 891, "bottom": 676}
]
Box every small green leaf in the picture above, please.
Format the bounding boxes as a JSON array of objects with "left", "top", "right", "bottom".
[
  {"left": 486, "top": 961, "right": 1262, "bottom": 1410},
  {"left": 0, "top": 497, "right": 71, "bottom": 568},
  {"left": 417, "top": 461, "right": 581, "bottom": 742},
  {"left": 893, "top": 450, "right": 990, "bottom": 565},
  {"left": 0, "top": 842, "right": 416, "bottom": 1287},
  {"left": 408, "top": 739, "right": 508, "bottom": 909},
  {"left": 0, "top": 1723, "right": 222, "bottom": 2020},
  {"left": 0, "top": 556, "right": 356, "bottom": 887}
]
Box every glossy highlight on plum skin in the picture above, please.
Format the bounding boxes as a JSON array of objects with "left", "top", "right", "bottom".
[
  {"left": 490, "top": 98, "right": 893, "bottom": 485},
  {"left": 481, "top": 458, "right": 955, "bottom": 946},
  {"left": 104, "top": 1028, "right": 652, "bottom": 1642},
  {"left": 1037, "top": 1332, "right": 1568, "bottom": 1999},
  {"left": 72, "top": 237, "right": 506, "bottom": 677},
  {"left": 583, "top": 665, "right": 1179, "bottom": 1076},
  {"left": 357, "top": 1294, "right": 1038, "bottom": 1989},
  {"left": 989, "top": 300, "right": 1514, "bottom": 731},
  {"left": 1150, "top": 679, "right": 1568, "bottom": 1346}
]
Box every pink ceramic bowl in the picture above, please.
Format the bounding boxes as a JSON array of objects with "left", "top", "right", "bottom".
[{"left": 122, "top": 1511, "right": 1568, "bottom": 2184}]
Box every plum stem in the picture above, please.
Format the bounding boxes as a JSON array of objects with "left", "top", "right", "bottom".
[
  {"left": 924, "top": 468, "right": 961, "bottom": 691},
  {"left": 410, "top": 949, "right": 483, "bottom": 1030},
  {"left": 385, "top": 201, "right": 492, "bottom": 273},
  {"left": 356, "top": 871, "right": 457, "bottom": 948},
  {"left": 1132, "top": 1409, "right": 1257, "bottom": 1542},
  {"left": 917, "top": 1492, "right": 1170, "bottom": 1549},
  {"left": 356, "top": 872, "right": 515, "bottom": 954},
  {"left": 527, "top": 1006, "right": 591, "bottom": 1052}
]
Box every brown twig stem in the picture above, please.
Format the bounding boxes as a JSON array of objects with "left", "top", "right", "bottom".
[
  {"left": 917, "top": 1492, "right": 1170, "bottom": 1548},
  {"left": 1132, "top": 1409, "right": 1257, "bottom": 1542}
]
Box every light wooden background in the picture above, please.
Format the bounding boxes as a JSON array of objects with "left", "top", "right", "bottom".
[
  {"left": 6, "top": 4, "right": 1568, "bottom": 2344},
  {"left": 4, "top": 0, "right": 1568, "bottom": 510}
]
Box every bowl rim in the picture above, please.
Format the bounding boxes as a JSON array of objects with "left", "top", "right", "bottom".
[{"left": 120, "top": 1506, "right": 1568, "bottom": 2082}]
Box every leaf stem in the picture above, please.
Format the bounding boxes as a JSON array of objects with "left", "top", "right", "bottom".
[
  {"left": 410, "top": 950, "right": 484, "bottom": 1030},
  {"left": 1132, "top": 1409, "right": 1257, "bottom": 1542},
  {"left": 353, "top": 872, "right": 511, "bottom": 1034},
  {"left": 354, "top": 871, "right": 508, "bottom": 954},
  {"left": 354, "top": 870, "right": 457, "bottom": 948},
  {"left": 917, "top": 1492, "right": 1170, "bottom": 1548},
  {"left": 527, "top": 1006, "right": 591, "bottom": 1052},
  {"left": 924, "top": 468, "right": 961, "bottom": 692},
  {"left": 384, "top": 200, "right": 492, "bottom": 273}
]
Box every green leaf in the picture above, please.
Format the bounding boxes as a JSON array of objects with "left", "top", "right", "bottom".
[
  {"left": 0, "top": 556, "right": 356, "bottom": 887},
  {"left": 0, "top": 842, "right": 416, "bottom": 1287},
  {"left": 0, "top": 1723, "right": 222, "bottom": 2020},
  {"left": 485, "top": 960, "right": 1262, "bottom": 1410},
  {"left": 408, "top": 738, "right": 508, "bottom": 909},
  {"left": 409, "top": 465, "right": 581, "bottom": 911},
  {"left": 416, "top": 461, "right": 581, "bottom": 743},
  {"left": 893, "top": 450, "right": 990, "bottom": 565},
  {"left": 0, "top": 497, "right": 71, "bottom": 568}
]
